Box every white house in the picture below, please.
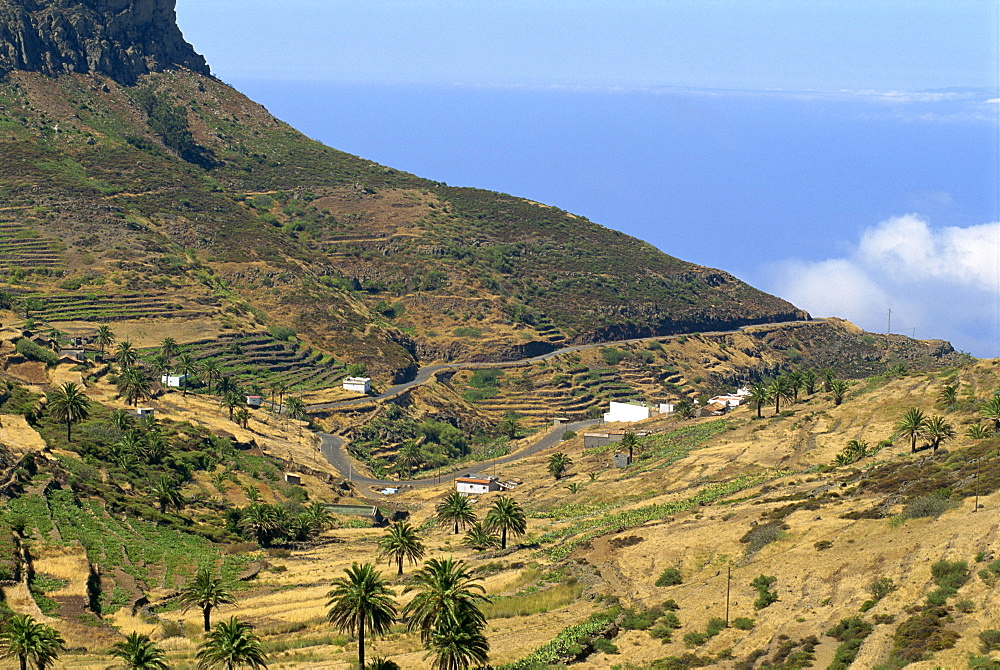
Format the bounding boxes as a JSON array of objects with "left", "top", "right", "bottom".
[
  {"left": 455, "top": 474, "right": 501, "bottom": 496},
  {"left": 343, "top": 376, "right": 372, "bottom": 394},
  {"left": 246, "top": 395, "right": 263, "bottom": 408},
  {"left": 603, "top": 401, "right": 652, "bottom": 423},
  {"left": 659, "top": 402, "right": 675, "bottom": 414},
  {"left": 161, "top": 373, "right": 188, "bottom": 388}
]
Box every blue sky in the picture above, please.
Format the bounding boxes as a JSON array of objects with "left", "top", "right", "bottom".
[{"left": 175, "top": 1, "right": 1000, "bottom": 357}]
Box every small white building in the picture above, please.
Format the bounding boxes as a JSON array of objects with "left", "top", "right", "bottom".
[
  {"left": 284, "top": 473, "right": 302, "bottom": 485},
  {"left": 455, "top": 474, "right": 501, "bottom": 496},
  {"left": 603, "top": 401, "right": 652, "bottom": 424},
  {"left": 246, "top": 395, "right": 263, "bottom": 407},
  {"left": 343, "top": 376, "right": 372, "bottom": 394},
  {"left": 133, "top": 407, "right": 154, "bottom": 417},
  {"left": 161, "top": 373, "right": 188, "bottom": 388},
  {"left": 659, "top": 402, "right": 675, "bottom": 414}
]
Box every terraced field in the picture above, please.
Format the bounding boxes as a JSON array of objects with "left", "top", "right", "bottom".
[
  {"left": 456, "top": 360, "right": 684, "bottom": 424},
  {"left": 0, "top": 222, "right": 65, "bottom": 270},
  {"left": 173, "top": 332, "right": 348, "bottom": 393},
  {"left": 15, "top": 291, "right": 217, "bottom": 323},
  {"left": 7, "top": 484, "right": 253, "bottom": 614}
]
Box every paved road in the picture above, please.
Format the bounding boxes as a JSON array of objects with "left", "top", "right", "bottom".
[
  {"left": 306, "top": 320, "right": 816, "bottom": 413},
  {"left": 318, "top": 418, "right": 601, "bottom": 488},
  {"left": 308, "top": 319, "right": 818, "bottom": 486}
]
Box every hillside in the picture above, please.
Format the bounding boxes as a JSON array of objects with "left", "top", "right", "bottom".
[
  {"left": 0, "top": 54, "right": 807, "bottom": 380},
  {"left": 0, "top": 333, "right": 997, "bottom": 669}
]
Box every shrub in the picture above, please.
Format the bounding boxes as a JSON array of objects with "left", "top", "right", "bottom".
[
  {"left": 901, "top": 493, "right": 958, "bottom": 520},
  {"left": 980, "top": 630, "right": 1000, "bottom": 653},
  {"left": 655, "top": 567, "right": 683, "bottom": 587},
  {"left": 827, "top": 617, "right": 873, "bottom": 670},
  {"left": 814, "top": 540, "right": 834, "bottom": 550},
  {"left": 561, "top": 430, "right": 577, "bottom": 441},
  {"left": 733, "top": 617, "right": 755, "bottom": 630},
  {"left": 741, "top": 522, "right": 784, "bottom": 557},
  {"left": 870, "top": 577, "right": 897, "bottom": 602},
  {"left": 891, "top": 607, "right": 959, "bottom": 663},
  {"left": 15, "top": 338, "right": 58, "bottom": 366},
  {"left": 683, "top": 631, "right": 709, "bottom": 647},
  {"left": 591, "top": 637, "right": 618, "bottom": 654},
  {"left": 955, "top": 599, "right": 975, "bottom": 613},
  {"left": 751, "top": 574, "right": 778, "bottom": 610}
]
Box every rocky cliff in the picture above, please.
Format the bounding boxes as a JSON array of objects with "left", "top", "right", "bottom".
[{"left": 0, "top": 0, "right": 209, "bottom": 84}]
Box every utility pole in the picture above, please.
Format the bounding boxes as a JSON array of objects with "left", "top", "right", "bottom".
[
  {"left": 725, "top": 564, "right": 732, "bottom": 626},
  {"left": 887, "top": 308, "right": 891, "bottom": 334}
]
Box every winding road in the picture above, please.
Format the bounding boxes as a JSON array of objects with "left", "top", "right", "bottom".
[{"left": 307, "top": 319, "right": 818, "bottom": 487}]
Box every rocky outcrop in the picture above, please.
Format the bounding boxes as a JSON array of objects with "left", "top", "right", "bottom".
[{"left": 0, "top": 0, "right": 210, "bottom": 84}]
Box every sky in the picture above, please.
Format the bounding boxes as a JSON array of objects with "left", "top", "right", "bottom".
[{"left": 174, "top": 1, "right": 1000, "bottom": 358}]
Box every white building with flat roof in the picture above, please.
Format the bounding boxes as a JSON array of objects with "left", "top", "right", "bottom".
[
  {"left": 343, "top": 377, "right": 371, "bottom": 394},
  {"left": 455, "top": 474, "right": 501, "bottom": 496},
  {"left": 603, "top": 401, "right": 652, "bottom": 423}
]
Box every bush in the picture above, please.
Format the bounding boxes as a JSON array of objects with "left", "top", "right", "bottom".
[
  {"left": 15, "top": 338, "right": 57, "bottom": 366},
  {"left": 870, "top": 577, "right": 897, "bottom": 602},
  {"left": 561, "top": 430, "right": 577, "bottom": 441},
  {"left": 591, "top": 638, "right": 618, "bottom": 654},
  {"left": 901, "top": 493, "right": 957, "bottom": 520},
  {"left": 683, "top": 631, "right": 709, "bottom": 647},
  {"left": 980, "top": 630, "right": 1000, "bottom": 653},
  {"left": 827, "top": 617, "right": 873, "bottom": 670},
  {"left": 733, "top": 617, "right": 755, "bottom": 630},
  {"left": 655, "top": 567, "right": 683, "bottom": 587},
  {"left": 751, "top": 574, "right": 778, "bottom": 610},
  {"left": 741, "top": 522, "right": 784, "bottom": 557}
]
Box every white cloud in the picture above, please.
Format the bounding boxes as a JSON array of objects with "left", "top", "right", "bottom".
[{"left": 767, "top": 215, "right": 1000, "bottom": 358}]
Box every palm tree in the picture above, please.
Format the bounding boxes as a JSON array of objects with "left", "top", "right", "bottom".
[
  {"left": 937, "top": 383, "right": 959, "bottom": 409},
  {"left": 896, "top": 408, "right": 927, "bottom": 454},
  {"left": 829, "top": 379, "right": 849, "bottom": 406},
  {"left": 110, "top": 631, "right": 169, "bottom": 670},
  {"left": 547, "top": 452, "right": 572, "bottom": 480},
  {"left": 234, "top": 408, "right": 252, "bottom": 430},
  {"left": 924, "top": 415, "right": 955, "bottom": 454},
  {"left": 766, "top": 376, "right": 792, "bottom": 414},
  {"left": 47, "top": 381, "right": 90, "bottom": 442},
  {"left": 821, "top": 368, "right": 835, "bottom": 393},
  {"left": 747, "top": 383, "right": 770, "bottom": 419},
  {"left": 366, "top": 658, "right": 401, "bottom": 670},
  {"left": 115, "top": 340, "right": 139, "bottom": 369},
  {"left": 109, "top": 407, "right": 133, "bottom": 432},
  {"left": 620, "top": 432, "right": 638, "bottom": 460},
  {"left": 396, "top": 440, "right": 424, "bottom": 476},
  {"left": 221, "top": 391, "right": 244, "bottom": 422},
  {"left": 201, "top": 358, "right": 222, "bottom": 395},
  {"left": 95, "top": 324, "right": 115, "bottom": 357},
  {"left": 425, "top": 618, "right": 490, "bottom": 670},
  {"left": 239, "top": 504, "right": 284, "bottom": 547},
  {"left": 435, "top": 492, "right": 477, "bottom": 534},
  {"left": 378, "top": 520, "right": 426, "bottom": 576},
  {"left": 149, "top": 475, "right": 184, "bottom": 513},
  {"left": 284, "top": 396, "right": 307, "bottom": 422},
  {"left": 196, "top": 618, "right": 267, "bottom": 670},
  {"left": 966, "top": 424, "right": 993, "bottom": 440},
  {"left": 159, "top": 337, "right": 179, "bottom": 362},
  {"left": 179, "top": 567, "right": 237, "bottom": 633},
  {"left": 801, "top": 369, "right": 818, "bottom": 396},
  {"left": 117, "top": 367, "right": 151, "bottom": 406},
  {"left": 483, "top": 496, "right": 526, "bottom": 550},
  {"left": 497, "top": 411, "right": 521, "bottom": 440},
  {"left": 401, "top": 557, "right": 489, "bottom": 646},
  {"left": 0, "top": 614, "right": 65, "bottom": 670},
  {"left": 980, "top": 394, "right": 1000, "bottom": 433},
  {"left": 326, "top": 563, "right": 397, "bottom": 670},
  {"left": 786, "top": 370, "right": 804, "bottom": 403},
  {"left": 147, "top": 353, "right": 171, "bottom": 385},
  {"left": 175, "top": 353, "right": 198, "bottom": 396},
  {"left": 674, "top": 399, "right": 695, "bottom": 419},
  {"left": 462, "top": 523, "right": 500, "bottom": 551}
]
